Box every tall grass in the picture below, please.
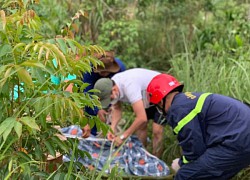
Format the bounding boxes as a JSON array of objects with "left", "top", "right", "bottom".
[
  {"left": 169, "top": 48, "right": 250, "bottom": 104},
  {"left": 166, "top": 37, "right": 250, "bottom": 179}
]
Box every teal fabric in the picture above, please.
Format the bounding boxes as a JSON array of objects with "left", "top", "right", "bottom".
[
  {"left": 51, "top": 75, "right": 61, "bottom": 85},
  {"left": 51, "top": 58, "right": 76, "bottom": 84},
  {"left": 65, "top": 74, "right": 76, "bottom": 81},
  {"left": 51, "top": 74, "right": 76, "bottom": 85},
  {"left": 13, "top": 84, "right": 23, "bottom": 100}
]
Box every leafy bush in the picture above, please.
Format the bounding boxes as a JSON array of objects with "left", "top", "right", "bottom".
[{"left": 0, "top": 1, "right": 108, "bottom": 178}]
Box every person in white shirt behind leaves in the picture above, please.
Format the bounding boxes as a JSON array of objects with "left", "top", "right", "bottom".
[{"left": 94, "top": 68, "right": 167, "bottom": 158}]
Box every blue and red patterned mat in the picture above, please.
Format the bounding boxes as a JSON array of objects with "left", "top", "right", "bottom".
[{"left": 60, "top": 125, "right": 170, "bottom": 177}]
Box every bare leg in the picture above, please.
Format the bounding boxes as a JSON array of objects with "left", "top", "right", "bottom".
[
  {"left": 135, "top": 123, "right": 148, "bottom": 147},
  {"left": 152, "top": 122, "right": 164, "bottom": 158}
]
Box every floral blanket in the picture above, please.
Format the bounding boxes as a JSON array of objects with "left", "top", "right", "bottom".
[{"left": 61, "top": 125, "right": 170, "bottom": 176}]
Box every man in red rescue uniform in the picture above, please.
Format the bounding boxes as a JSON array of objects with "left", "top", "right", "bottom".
[{"left": 146, "top": 73, "right": 250, "bottom": 180}]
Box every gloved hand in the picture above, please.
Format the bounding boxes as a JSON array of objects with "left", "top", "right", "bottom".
[{"left": 171, "top": 158, "right": 180, "bottom": 173}]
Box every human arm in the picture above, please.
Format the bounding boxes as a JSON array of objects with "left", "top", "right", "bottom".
[
  {"left": 113, "top": 99, "right": 147, "bottom": 146},
  {"left": 97, "top": 109, "right": 108, "bottom": 122},
  {"left": 107, "top": 101, "right": 122, "bottom": 140},
  {"left": 177, "top": 117, "right": 207, "bottom": 166}
]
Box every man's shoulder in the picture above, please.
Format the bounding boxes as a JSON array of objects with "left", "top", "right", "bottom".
[{"left": 122, "top": 68, "right": 159, "bottom": 74}]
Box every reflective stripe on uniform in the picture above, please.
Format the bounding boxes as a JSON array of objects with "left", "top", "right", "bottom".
[
  {"left": 173, "top": 93, "right": 212, "bottom": 134},
  {"left": 175, "top": 93, "right": 212, "bottom": 164},
  {"left": 182, "top": 155, "right": 189, "bottom": 164}
]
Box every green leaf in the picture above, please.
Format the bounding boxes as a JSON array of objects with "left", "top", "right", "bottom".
[
  {"left": 100, "top": 121, "right": 109, "bottom": 136},
  {"left": 33, "top": 97, "right": 43, "bottom": 117},
  {"left": 88, "top": 117, "right": 95, "bottom": 129},
  {"left": 44, "top": 96, "right": 53, "bottom": 115},
  {"left": 34, "top": 144, "right": 43, "bottom": 160},
  {"left": 0, "top": 117, "right": 16, "bottom": 136},
  {"left": 38, "top": 46, "right": 44, "bottom": 60},
  {"left": 3, "top": 123, "right": 14, "bottom": 141},
  {"left": 20, "top": 117, "right": 40, "bottom": 131},
  {"left": 54, "top": 173, "right": 63, "bottom": 180},
  {"left": 23, "top": 43, "right": 34, "bottom": 55},
  {"left": 44, "top": 140, "right": 56, "bottom": 157},
  {"left": 31, "top": 68, "right": 48, "bottom": 83},
  {"left": 16, "top": 151, "right": 32, "bottom": 162},
  {"left": 47, "top": 43, "right": 68, "bottom": 67},
  {"left": 48, "top": 39, "right": 56, "bottom": 44},
  {"left": 3, "top": 66, "right": 13, "bottom": 79},
  {"left": 65, "top": 39, "right": 77, "bottom": 54},
  {"left": 54, "top": 96, "right": 61, "bottom": 121},
  {"left": 16, "top": 66, "right": 34, "bottom": 88},
  {"left": 21, "top": 60, "right": 46, "bottom": 69},
  {"left": 75, "top": 62, "right": 92, "bottom": 73},
  {"left": 56, "top": 38, "right": 68, "bottom": 54},
  {"left": 51, "top": 136, "right": 69, "bottom": 153},
  {"left": 0, "top": 65, "right": 7, "bottom": 75},
  {"left": 79, "top": 83, "right": 90, "bottom": 92},
  {"left": 95, "top": 118, "right": 101, "bottom": 132},
  {"left": 32, "top": 172, "right": 48, "bottom": 178},
  {"left": 16, "top": 21, "right": 23, "bottom": 39},
  {"left": 14, "top": 121, "right": 22, "bottom": 138},
  {"left": 0, "top": 44, "right": 12, "bottom": 57},
  {"left": 78, "top": 149, "right": 91, "bottom": 159},
  {"left": 8, "top": 159, "right": 13, "bottom": 172},
  {"left": 12, "top": 43, "right": 26, "bottom": 52},
  {"left": 235, "top": 35, "right": 243, "bottom": 47},
  {"left": 79, "top": 116, "right": 88, "bottom": 128}
]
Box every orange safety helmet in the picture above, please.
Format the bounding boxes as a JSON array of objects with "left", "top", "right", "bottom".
[{"left": 147, "top": 74, "right": 184, "bottom": 104}]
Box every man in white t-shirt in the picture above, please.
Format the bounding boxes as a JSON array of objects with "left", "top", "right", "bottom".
[{"left": 94, "top": 68, "right": 165, "bottom": 158}]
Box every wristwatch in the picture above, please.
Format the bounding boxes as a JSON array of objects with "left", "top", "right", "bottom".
[{"left": 120, "top": 134, "right": 125, "bottom": 140}]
